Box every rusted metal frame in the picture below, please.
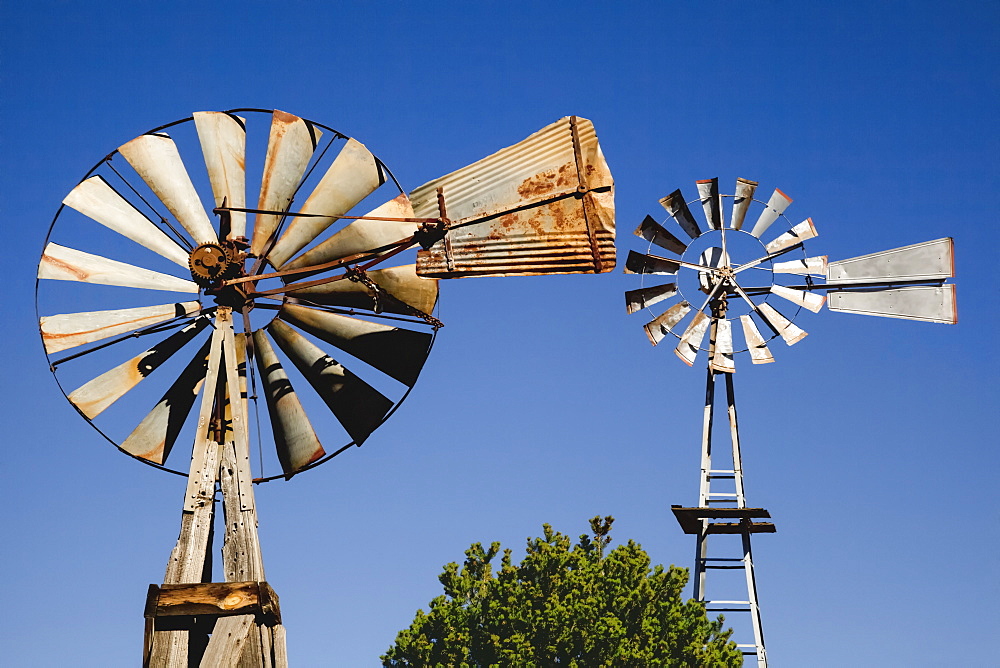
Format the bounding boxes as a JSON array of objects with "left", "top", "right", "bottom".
[
  {"left": 104, "top": 159, "right": 195, "bottom": 252},
  {"left": 225, "top": 237, "right": 415, "bottom": 288},
  {"left": 249, "top": 239, "right": 417, "bottom": 298},
  {"left": 255, "top": 298, "right": 438, "bottom": 329},
  {"left": 569, "top": 116, "right": 603, "bottom": 273},
  {"left": 436, "top": 187, "right": 456, "bottom": 274},
  {"left": 215, "top": 205, "right": 437, "bottom": 225},
  {"left": 693, "top": 365, "right": 715, "bottom": 601}
]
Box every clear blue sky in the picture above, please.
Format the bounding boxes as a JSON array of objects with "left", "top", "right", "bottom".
[{"left": 3, "top": 2, "right": 997, "bottom": 666}]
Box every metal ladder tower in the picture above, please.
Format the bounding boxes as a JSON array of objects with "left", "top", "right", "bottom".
[{"left": 671, "top": 308, "right": 774, "bottom": 667}]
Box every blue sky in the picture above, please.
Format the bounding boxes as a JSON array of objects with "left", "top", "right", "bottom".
[{"left": 3, "top": 2, "right": 998, "bottom": 665}]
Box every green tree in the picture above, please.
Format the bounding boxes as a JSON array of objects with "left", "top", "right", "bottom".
[{"left": 382, "top": 517, "right": 741, "bottom": 667}]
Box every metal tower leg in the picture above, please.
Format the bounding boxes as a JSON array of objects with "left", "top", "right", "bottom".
[{"left": 673, "top": 368, "right": 772, "bottom": 667}]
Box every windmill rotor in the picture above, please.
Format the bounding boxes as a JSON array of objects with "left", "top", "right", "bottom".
[
  {"left": 626, "top": 177, "right": 956, "bottom": 369},
  {"left": 37, "top": 109, "right": 442, "bottom": 481}
]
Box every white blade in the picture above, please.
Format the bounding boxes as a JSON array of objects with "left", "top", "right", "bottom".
[
  {"left": 643, "top": 300, "right": 690, "bottom": 345},
  {"left": 674, "top": 311, "right": 710, "bottom": 365},
  {"left": 289, "top": 264, "right": 439, "bottom": 316},
  {"left": 39, "top": 243, "right": 199, "bottom": 293},
  {"left": 773, "top": 256, "right": 828, "bottom": 276},
  {"left": 252, "top": 329, "right": 326, "bottom": 476},
  {"left": 770, "top": 285, "right": 826, "bottom": 313},
  {"left": 696, "top": 178, "right": 722, "bottom": 230},
  {"left": 624, "top": 250, "right": 679, "bottom": 275},
  {"left": 67, "top": 318, "right": 208, "bottom": 418},
  {"left": 740, "top": 315, "right": 774, "bottom": 364},
  {"left": 40, "top": 301, "right": 201, "bottom": 354},
  {"left": 757, "top": 302, "right": 807, "bottom": 345},
  {"left": 710, "top": 317, "right": 735, "bottom": 373},
  {"left": 284, "top": 194, "right": 416, "bottom": 270},
  {"left": 267, "top": 138, "right": 385, "bottom": 268},
  {"left": 659, "top": 189, "right": 701, "bottom": 239},
  {"left": 193, "top": 112, "right": 247, "bottom": 238},
  {"left": 252, "top": 110, "right": 324, "bottom": 257},
  {"left": 634, "top": 215, "right": 687, "bottom": 255},
  {"left": 730, "top": 178, "right": 758, "bottom": 230},
  {"left": 749, "top": 188, "right": 793, "bottom": 238},
  {"left": 765, "top": 218, "right": 818, "bottom": 253},
  {"left": 827, "top": 238, "right": 954, "bottom": 284},
  {"left": 117, "top": 133, "right": 217, "bottom": 245},
  {"left": 120, "top": 339, "right": 210, "bottom": 464},
  {"left": 828, "top": 285, "right": 957, "bottom": 324},
  {"left": 626, "top": 282, "right": 677, "bottom": 315},
  {"left": 62, "top": 176, "right": 189, "bottom": 267}
]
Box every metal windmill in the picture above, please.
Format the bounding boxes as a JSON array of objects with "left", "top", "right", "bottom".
[
  {"left": 36, "top": 109, "right": 615, "bottom": 666},
  {"left": 625, "top": 177, "right": 956, "bottom": 665}
]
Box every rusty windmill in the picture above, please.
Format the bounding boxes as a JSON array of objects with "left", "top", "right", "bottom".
[
  {"left": 625, "top": 177, "right": 956, "bottom": 666},
  {"left": 36, "top": 109, "right": 615, "bottom": 666}
]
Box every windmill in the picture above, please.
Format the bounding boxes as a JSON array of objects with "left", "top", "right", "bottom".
[
  {"left": 625, "top": 177, "right": 956, "bottom": 666},
  {"left": 36, "top": 109, "right": 615, "bottom": 666}
]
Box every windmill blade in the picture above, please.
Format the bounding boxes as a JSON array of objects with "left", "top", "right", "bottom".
[
  {"left": 765, "top": 218, "right": 818, "bottom": 254},
  {"left": 749, "top": 188, "right": 793, "bottom": 238},
  {"left": 288, "top": 264, "right": 439, "bottom": 316},
  {"left": 773, "top": 256, "right": 828, "bottom": 276},
  {"left": 626, "top": 282, "right": 677, "bottom": 315},
  {"left": 278, "top": 304, "right": 432, "bottom": 387},
  {"left": 770, "top": 285, "right": 826, "bottom": 313},
  {"left": 40, "top": 301, "right": 201, "bottom": 354},
  {"left": 268, "top": 319, "right": 394, "bottom": 446},
  {"left": 644, "top": 301, "right": 691, "bottom": 345},
  {"left": 67, "top": 318, "right": 209, "bottom": 419},
  {"left": 283, "top": 194, "right": 417, "bottom": 270},
  {"left": 39, "top": 243, "right": 199, "bottom": 293},
  {"left": 252, "top": 110, "right": 324, "bottom": 257},
  {"left": 757, "top": 302, "right": 807, "bottom": 345},
  {"left": 827, "top": 238, "right": 954, "bottom": 284},
  {"left": 696, "top": 178, "right": 722, "bottom": 230},
  {"left": 674, "top": 311, "right": 711, "bottom": 366},
  {"left": 252, "top": 329, "right": 325, "bottom": 478},
  {"left": 120, "top": 338, "right": 211, "bottom": 464},
  {"left": 624, "top": 250, "right": 679, "bottom": 275},
  {"left": 828, "top": 285, "right": 957, "bottom": 324},
  {"left": 412, "top": 116, "right": 615, "bottom": 278},
  {"left": 62, "top": 176, "right": 189, "bottom": 267},
  {"left": 710, "top": 318, "right": 735, "bottom": 373},
  {"left": 730, "top": 178, "right": 758, "bottom": 231},
  {"left": 117, "top": 133, "right": 218, "bottom": 245},
  {"left": 634, "top": 215, "right": 687, "bottom": 255},
  {"left": 193, "top": 111, "right": 247, "bottom": 239},
  {"left": 267, "top": 138, "right": 386, "bottom": 268},
  {"left": 739, "top": 315, "right": 774, "bottom": 364},
  {"left": 659, "top": 189, "right": 701, "bottom": 239}
]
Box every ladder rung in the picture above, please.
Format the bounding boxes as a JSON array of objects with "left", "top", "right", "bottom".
[
  {"left": 708, "top": 474, "right": 735, "bottom": 480},
  {"left": 708, "top": 493, "right": 738, "bottom": 497},
  {"left": 704, "top": 564, "right": 745, "bottom": 569},
  {"left": 707, "top": 600, "right": 751, "bottom": 605},
  {"left": 701, "top": 557, "right": 743, "bottom": 561}
]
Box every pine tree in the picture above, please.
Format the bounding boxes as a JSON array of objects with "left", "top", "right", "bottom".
[{"left": 382, "top": 517, "right": 742, "bottom": 667}]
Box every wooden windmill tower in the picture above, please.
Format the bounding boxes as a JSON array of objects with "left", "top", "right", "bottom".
[
  {"left": 36, "top": 109, "right": 615, "bottom": 666},
  {"left": 625, "top": 177, "right": 956, "bottom": 665}
]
